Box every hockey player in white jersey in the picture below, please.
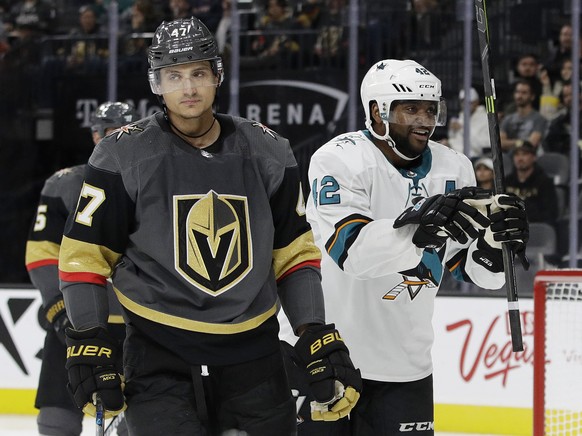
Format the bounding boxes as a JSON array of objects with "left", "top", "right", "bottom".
[{"left": 301, "top": 59, "right": 529, "bottom": 435}]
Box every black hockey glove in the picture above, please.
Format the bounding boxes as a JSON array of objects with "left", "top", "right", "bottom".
[
  {"left": 393, "top": 187, "right": 492, "bottom": 249},
  {"left": 65, "top": 327, "right": 126, "bottom": 419},
  {"left": 38, "top": 296, "right": 71, "bottom": 345},
  {"left": 294, "top": 324, "right": 362, "bottom": 421},
  {"left": 472, "top": 194, "right": 530, "bottom": 272}
]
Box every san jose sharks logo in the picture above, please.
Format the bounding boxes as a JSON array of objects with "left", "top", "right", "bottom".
[
  {"left": 383, "top": 250, "right": 443, "bottom": 301},
  {"left": 383, "top": 274, "right": 438, "bottom": 301}
]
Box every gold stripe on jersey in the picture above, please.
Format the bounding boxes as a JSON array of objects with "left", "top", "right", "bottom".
[
  {"left": 107, "top": 315, "right": 125, "bottom": 324},
  {"left": 272, "top": 231, "right": 321, "bottom": 280},
  {"left": 25, "top": 240, "right": 60, "bottom": 265},
  {"left": 59, "top": 236, "right": 122, "bottom": 277},
  {"left": 113, "top": 287, "right": 277, "bottom": 334}
]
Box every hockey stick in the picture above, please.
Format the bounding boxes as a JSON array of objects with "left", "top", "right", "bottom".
[
  {"left": 104, "top": 411, "right": 125, "bottom": 436},
  {"left": 474, "top": 0, "right": 523, "bottom": 352},
  {"left": 94, "top": 393, "right": 105, "bottom": 436}
]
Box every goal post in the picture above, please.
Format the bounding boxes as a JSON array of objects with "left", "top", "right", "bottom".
[{"left": 534, "top": 269, "right": 582, "bottom": 436}]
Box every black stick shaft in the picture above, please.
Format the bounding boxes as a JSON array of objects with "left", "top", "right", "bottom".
[
  {"left": 474, "top": 0, "right": 523, "bottom": 352},
  {"left": 95, "top": 394, "right": 105, "bottom": 436}
]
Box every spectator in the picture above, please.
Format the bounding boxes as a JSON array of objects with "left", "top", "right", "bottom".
[
  {"left": 500, "top": 79, "right": 547, "bottom": 153},
  {"left": 241, "top": 0, "right": 300, "bottom": 69},
  {"left": 93, "top": 0, "right": 135, "bottom": 18},
  {"left": 66, "top": 5, "right": 107, "bottom": 71},
  {"left": 2, "top": 0, "right": 55, "bottom": 70},
  {"left": 474, "top": 156, "right": 495, "bottom": 191},
  {"left": 120, "top": 0, "right": 160, "bottom": 64},
  {"left": 5, "top": 0, "right": 56, "bottom": 35},
  {"left": 191, "top": 0, "right": 222, "bottom": 32},
  {"left": 120, "top": 0, "right": 159, "bottom": 33},
  {"left": 409, "top": 0, "right": 439, "bottom": 49},
  {"left": 539, "top": 58, "right": 573, "bottom": 120},
  {"left": 312, "top": 0, "right": 347, "bottom": 67},
  {"left": 293, "top": 0, "right": 322, "bottom": 29},
  {"left": 1, "top": 1, "right": 52, "bottom": 109},
  {"left": 506, "top": 140, "right": 559, "bottom": 227},
  {"left": 167, "top": 0, "right": 192, "bottom": 20},
  {"left": 543, "top": 82, "right": 582, "bottom": 175},
  {"left": 504, "top": 53, "right": 543, "bottom": 113},
  {"left": 0, "top": 19, "right": 8, "bottom": 58},
  {"left": 447, "top": 87, "right": 491, "bottom": 158},
  {"left": 544, "top": 24, "right": 576, "bottom": 85},
  {"left": 215, "top": 0, "right": 231, "bottom": 54}
]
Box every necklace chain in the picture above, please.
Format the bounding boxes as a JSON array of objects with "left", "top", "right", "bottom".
[{"left": 171, "top": 117, "right": 216, "bottom": 139}]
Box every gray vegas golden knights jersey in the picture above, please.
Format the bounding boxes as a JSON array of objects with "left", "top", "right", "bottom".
[
  {"left": 25, "top": 164, "right": 123, "bottom": 321},
  {"left": 59, "top": 112, "right": 321, "bottom": 365}
]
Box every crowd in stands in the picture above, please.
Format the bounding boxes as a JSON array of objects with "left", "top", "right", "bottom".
[
  {"left": 1, "top": 0, "right": 581, "bottom": 284},
  {"left": 439, "top": 22, "right": 582, "bottom": 275}
]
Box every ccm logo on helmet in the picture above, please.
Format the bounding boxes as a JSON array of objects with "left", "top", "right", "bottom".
[{"left": 419, "top": 84, "right": 436, "bottom": 89}]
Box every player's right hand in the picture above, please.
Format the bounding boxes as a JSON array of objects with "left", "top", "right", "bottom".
[
  {"left": 65, "top": 327, "right": 126, "bottom": 419},
  {"left": 38, "top": 296, "right": 71, "bottom": 345},
  {"left": 393, "top": 187, "right": 492, "bottom": 249}
]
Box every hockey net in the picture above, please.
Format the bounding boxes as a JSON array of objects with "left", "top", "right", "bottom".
[{"left": 534, "top": 269, "right": 582, "bottom": 436}]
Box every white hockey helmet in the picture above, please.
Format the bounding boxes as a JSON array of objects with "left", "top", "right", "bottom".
[{"left": 360, "top": 59, "right": 446, "bottom": 159}]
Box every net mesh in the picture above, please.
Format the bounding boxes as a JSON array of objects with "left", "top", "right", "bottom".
[{"left": 538, "top": 278, "right": 582, "bottom": 435}]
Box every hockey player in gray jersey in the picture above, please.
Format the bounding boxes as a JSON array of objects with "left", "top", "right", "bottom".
[
  {"left": 58, "top": 16, "right": 361, "bottom": 436},
  {"left": 25, "top": 101, "right": 137, "bottom": 436},
  {"left": 300, "top": 59, "right": 529, "bottom": 435}
]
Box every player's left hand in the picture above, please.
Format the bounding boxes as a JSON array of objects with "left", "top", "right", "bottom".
[
  {"left": 294, "top": 324, "right": 362, "bottom": 421},
  {"left": 488, "top": 193, "right": 529, "bottom": 268},
  {"left": 472, "top": 193, "right": 529, "bottom": 271}
]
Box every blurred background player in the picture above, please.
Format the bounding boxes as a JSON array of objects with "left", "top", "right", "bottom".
[
  {"left": 295, "top": 59, "right": 529, "bottom": 435},
  {"left": 25, "top": 101, "right": 138, "bottom": 436}
]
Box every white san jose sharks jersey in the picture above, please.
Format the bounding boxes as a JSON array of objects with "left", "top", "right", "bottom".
[{"left": 304, "top": 130, "right": 504, "bottom": 382}]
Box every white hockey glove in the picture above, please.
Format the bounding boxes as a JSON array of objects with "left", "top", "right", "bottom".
[
  {"left": 394, "top": 187, "right": 492, "bottom": 249},
  {"left": 471, "top": 193, "right": 530, "bottom": 272},
  {"left": 294, "top": 324, "right": 362, "bottom": 421}
]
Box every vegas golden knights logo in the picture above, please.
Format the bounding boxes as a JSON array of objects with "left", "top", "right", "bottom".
[{"left": 174, "top": 191, "right": 252, "bottom": 296}]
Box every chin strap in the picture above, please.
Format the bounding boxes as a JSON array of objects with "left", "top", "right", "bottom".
[{"left": 365, "top": 119, "right": 419, "bottom": 162}]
